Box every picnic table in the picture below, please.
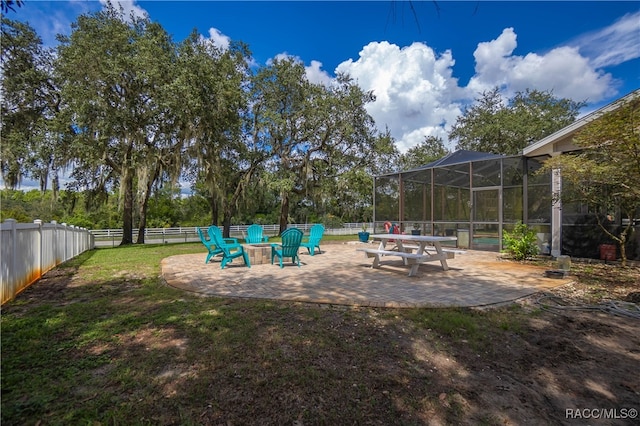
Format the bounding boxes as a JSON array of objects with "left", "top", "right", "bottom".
[{"left": 357, "top": 234, "right": 458, "bottom": 276}]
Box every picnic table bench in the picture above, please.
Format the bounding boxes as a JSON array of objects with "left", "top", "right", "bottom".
[{"left": 357, "top": 234, "right": 459, "bottom": 276}]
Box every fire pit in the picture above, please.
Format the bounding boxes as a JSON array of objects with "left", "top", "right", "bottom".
[{"left": 243, "top": 243, "right": 272, "bottom": 265}]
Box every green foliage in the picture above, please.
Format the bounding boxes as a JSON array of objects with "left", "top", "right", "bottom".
[
  {"left": 541, "top": 93, "right": 640, "bottom": 266},
  {"left": 397, "top": 135, "right": 449, "bottom": 170},
  {"left": 449, "top": 87, "right": 585, "bottom": 155},
  {"left": 502, "top": 222, "right": 539, "bottom": 261},
  {"left": 1, "top": 9, "right": 396, "bottom": 232},
  {"left": 321, "top": 214, "right": 344, "bottom": 229},
  {"left": 251, "top": 61, "right": 386, "bottom": 232},
  {"left": 56, "top": 4, "right": 179, "bottom": 243},
  {"left": 1, "top": 18, "right": 60, "bottom": 191},
  {"left": 178, "top": 32, "right": 253, "bottom": 233},
  {"left": 1, "top": 189, "right": 60, "bottom": 222},
  {"left": 12, "top": 7, "right": 600, "bottom": 234},
  {"left": 0, "top": 206, "right": 30, "bottom": 223},
  {"left": 0, "top": 188, "right": 194, "bottom": 229}
]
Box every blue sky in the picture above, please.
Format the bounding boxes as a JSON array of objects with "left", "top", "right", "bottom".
[{"left": 9, "top": 1, "right": 640, "bottom": 154}]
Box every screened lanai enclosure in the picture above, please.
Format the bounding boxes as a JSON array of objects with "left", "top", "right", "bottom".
[
  {"left": 373, "top": 91, "right": 640, "bottom": 260},
  {"left": 374, "top": 149, "right": 640, "bottom": 260},
  {"left": 373, "top": 150, "right": 553, "bottom": 253}
]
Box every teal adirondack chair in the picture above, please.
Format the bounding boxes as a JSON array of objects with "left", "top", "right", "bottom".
[
  {"left": 300, "top": 224, "right": 325, "bottom": 256},
  {"left": 197, "top": 227, "right": 223, "bottom": 264},
  {"left": 245, "top": 224, "right": 269, "bottom": 244},
  {"left": 271, "top": 228, "right": 304, "bottom": 268},
  {"left": 207, "top": 226, "right": 251, "bottom": 269}
]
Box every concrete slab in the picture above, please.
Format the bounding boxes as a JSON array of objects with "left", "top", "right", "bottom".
[{"left": 161, "top": 242, "right": 571, "bottom": 308}]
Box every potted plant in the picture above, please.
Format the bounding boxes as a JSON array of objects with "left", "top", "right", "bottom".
[
  {"left": 358, "top": 222, "right": 370, "bottom": 242},
  {"left": 411, "top": 223, "right": 421, "bottom": 236}
]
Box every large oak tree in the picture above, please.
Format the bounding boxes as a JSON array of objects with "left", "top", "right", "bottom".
[
  {"left": 176, "top": 31, "right": 258, "bottom": 237},
  {"left": 56, "top": 4, "right": 176, "bottom": 244},
  {"left": 251, "top": 59, "right": 392, "bottom": 233},
  {"left": 449, "top": 87, "right": 585, "bottom": 155}
]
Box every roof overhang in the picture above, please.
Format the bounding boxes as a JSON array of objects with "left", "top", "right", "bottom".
[{"left": 523, "top": 89, "right": 640, "bottom": 158}]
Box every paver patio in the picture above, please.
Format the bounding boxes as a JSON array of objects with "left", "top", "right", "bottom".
[{"left": 161, "top": 241, "right": 571, "bottom": 308}]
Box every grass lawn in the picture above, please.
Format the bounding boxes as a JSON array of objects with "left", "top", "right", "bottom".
[{"left": 2, "top": 242, "right": 638, "bottom": 425}]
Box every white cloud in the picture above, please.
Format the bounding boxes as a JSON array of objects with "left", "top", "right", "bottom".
[
  {"left": 466, "top": 28, "right": 615, "bottom": 102},
  {"left": 99, "top": 0, "right": 148, "bottom": 22},
  {"left": 204, "top": 27, "right": 231, "bottom": 50},
  {"left": 470, "top": 27, "right": 518, "bottom": 83},
  {"left": 333, "top": 22, "right": 626, "bottom": 153},
  {"left": 270, "top": 52, "right": 293, "bottom": 64},
  {"left": 336, "top": 41, "right": 463, "bottom": 152},
  {"left": 304, "top": 60, "right": 332, "bottom": 86},
  {"left": 15, "top": 2, "right": 95, "bottom": 47},
  {"left": 572, "top": 11, "right": 640, "bottom": 68}
]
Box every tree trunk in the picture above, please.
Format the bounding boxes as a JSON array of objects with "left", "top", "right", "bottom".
[
  {"left": 52, "top": 173, "right": 59, "bottom": 201},
  {"left": 136, "top": 209, "right": 147, "bottom": 244},
  {"left": 208, "top": 196, "right": 219, "bottom": 226},
  {"left": 120, "top": 167, "right": 134, "bottom": 245},
  {"left": 136, "top": 168, "right": 157, "bottom": 244},
  {"left": 619, "top": 231, "right": 628, "bottom": 267},
  {"left": 278, "top": 192, "right": 289, "bottom": 235},
  {"left": 39, "top": 168, "right": 49, "bottom": 192},
  {"left": 136, "top": 185, "right": 152, "bottom": 244},
  {"left": 222, "top": 212, "right": 232, "bottom": 239}
]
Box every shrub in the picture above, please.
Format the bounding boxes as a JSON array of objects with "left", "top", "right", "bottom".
[
  {"left": 503, "top": 222, "right": 539, "bottom": 261},
  {"left": 321, "top": 214, "right": 343, "bottom": 229}
]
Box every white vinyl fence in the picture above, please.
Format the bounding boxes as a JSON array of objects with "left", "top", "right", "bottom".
[
  {"left": 1, "top": 219, "right": 94, "bottom": 304},
  {"left": 91, "top": 223, "right": 370, "bottom": 247}
]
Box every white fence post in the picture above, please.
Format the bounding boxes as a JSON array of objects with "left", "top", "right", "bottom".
[
  {"left": 72, "top": 225, "right": 78, "bottom": 258},
  {"left": 34, "top": 219, "right": 43, "bottom": 279},
  {"left": 1, "top": 219, "right": 18, "bottom": 304},
  {"left": 51, "top": 221, "right": 59, "bottom": 264},
  {"left": 61, "top": 223, "right": 68, "bottom": 262}
]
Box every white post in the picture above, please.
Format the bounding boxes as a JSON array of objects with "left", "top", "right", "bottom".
[
  {"left": 61, "top": 223, "right": 68, "bottom": 262},
  {"left": 34, "top": 219, "right": 43, "bottom": 277},
  {"left": 3, "top": 219, "right": 18, "bottom": 302},
  {"left": 51, "top": 221, "right": 59, "bottom": 264},
  {"left": 551, "top": 169, "right": 562, "bottom": 258},
  {"left": 72, "top": 226, "right": 78, "bottom": 257}
]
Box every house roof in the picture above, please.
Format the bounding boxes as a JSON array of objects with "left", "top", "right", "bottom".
[{"left": 523, "top": 88, "right": 640, "bottom": 157}]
